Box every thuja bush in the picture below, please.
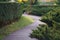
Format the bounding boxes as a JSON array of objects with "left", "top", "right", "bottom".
[
  {"left": 30, "top": 7, "right": 60, "bottom": 40},
  {"left": 41, "top": 7, "right": 60, "bottom": 26},
  {"left": 30, "top": 24, "right": 60, "bottom": 40},
  {"left": 0, "top": 1, "right": 23, "bottom": 27},
  {"left": 41, "top": 6, "right": 60, "bottom": 30}
]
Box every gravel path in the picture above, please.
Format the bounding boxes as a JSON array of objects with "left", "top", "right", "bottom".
[{"left": 3, "top": 14, "right": 45, "bottom": 40}]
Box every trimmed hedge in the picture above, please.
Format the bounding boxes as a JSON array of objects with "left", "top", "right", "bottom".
[{"left": 0, "top": 2, "right": 22, "bottom": 27}]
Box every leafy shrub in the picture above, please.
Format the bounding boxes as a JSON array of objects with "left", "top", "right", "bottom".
[
  {"left": 28, "top": 6, "right": 55, "bottom": 16},
  {"left": 0, "top": 2, "right": 23, "bottom": 27},
  {"left": 30, "top": 7, "right": 60, "bottom": 40},
  {"left": 41, "top": 7, "right": 60, "bottom": 26},
  {"left": 30, "top": 24, "right": 60, "bottom": 40},
  {"left": 56, "top": 0, "right": 60, "bottom": 5}
]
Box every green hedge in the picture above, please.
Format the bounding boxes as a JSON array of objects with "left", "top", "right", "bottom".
[
  {"left": 28, "top": 6, "right": 57, "bottom": 16},
  {"left": 0, "top": 2, "right": 22, "bottom": 27}
]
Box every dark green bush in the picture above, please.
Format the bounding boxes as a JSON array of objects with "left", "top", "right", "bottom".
[
  {"left": 30, "top": 24, "right": 60, "bottom": 40},
  {"left": 0, "top": 2, "right": 23, "bottom": 27},
  {"left": 30, "top": 7, "right": 60, "bottom": 40},
  {"left": 56, "top": 0, "right": 60, "bottom": 5},
  {"left": 41, "top": 7, "right": 60, "bottom": 25},
  {"left": 30, "top": 21, "right": 60, "bottom": 40},
  {"left": 28, "top": 6, "right": 56, "bottom": 16}
]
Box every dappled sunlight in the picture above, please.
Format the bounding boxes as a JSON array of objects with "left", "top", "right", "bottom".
[{"left": 17, "top": 0, "right": 28, "bottom": 3}]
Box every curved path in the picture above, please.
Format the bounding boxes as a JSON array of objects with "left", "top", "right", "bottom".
[{"left": 3, "top": 14, "right": 45, "bottom": 40}]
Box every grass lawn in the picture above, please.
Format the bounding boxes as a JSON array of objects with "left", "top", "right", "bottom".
[{"left": 0, "top": 16, "right": 34, "bottom": 40}]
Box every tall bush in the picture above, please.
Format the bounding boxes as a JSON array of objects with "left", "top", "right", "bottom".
[
  {"left": 0, "top": 1, "right": 23, "bottom": 27},
  {"left": 41, "top": 7, "right": 60, "bottom": 26},
  {"left": 30, "top": 7, "right": 60, "bottom": 40}
]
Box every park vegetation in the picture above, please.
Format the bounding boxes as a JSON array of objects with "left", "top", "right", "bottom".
[
  {"left": 30, "top": 6, "right": 60, "bottom": 40},
  {"left": 0, "top": 0, "right": 23, "bottom": 27},
  {"left": 30, "top": 0, "right": 60, "bottom": 40}
]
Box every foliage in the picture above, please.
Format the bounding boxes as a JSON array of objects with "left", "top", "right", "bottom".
[
  {"left": 0, "top": 2, "right": 23, "bottom": 27},
  {"left": 30, "top": 7, "right": 60, "bottom": 40},
  {"left": 27, "top": 6, "right": 56, "bottom": 16},
  {"left": 30, "top": 24, "right": 60, "bottom": 40},
  {"left": 24, "top": 0, "right": 57, "bottom": 16},
  {"left": 56, "top": 0, "right": 60, "bottom": 5},
  {"left": 41, "top": 7, "right": 60, "bottom": 26}
]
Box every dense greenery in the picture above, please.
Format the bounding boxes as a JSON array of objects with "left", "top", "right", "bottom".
[
  {"left": 24, "top": 0, "right": 57, "bottom": 16},
  {"left": 41, "top": 7, "right": 60, "bottom": 26},
  {"left": 30, "top": 24, "right": 60, "bottom": 40},
  {"left": 28, "top": 6, "right": 55, "bottom": 16},
  {"left": 56, "top": 0, "right": 60, "bottom": 5},
  {"left": 30, "top": 7, "right": 60, "bottom": 40},
  {"left": 0, "top": 2, "right": 23, "bottom": 27}
]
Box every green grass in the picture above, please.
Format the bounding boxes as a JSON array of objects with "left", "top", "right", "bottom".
[{"left": 0, "top": 16, "right": 34, "bottom": 40}]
